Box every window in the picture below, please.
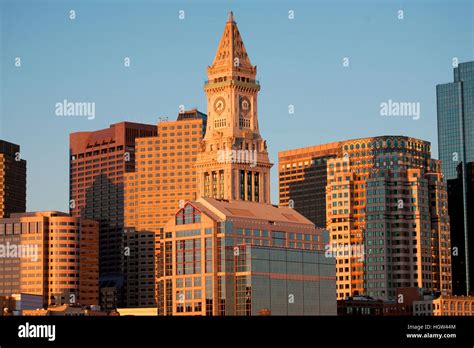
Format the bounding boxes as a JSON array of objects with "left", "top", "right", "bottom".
[
  {"left": 254, "top": 173, "right": 259, "bottom": 201},
  {"left": 212, "top": 172, "right": 218, "bottom": 197},
  {"left": 239, "top": 118, "right": 250, "bottom": 128},
  {"left": 240, "top": 170, "right": 245, "bottom": 200},
  {"left": 219, "top": 170, "right": 224, "bottom": 199},
  {"left": 176, "top": 204, "right": 201, "bottom": 225},
  {"left": 176, "top": 239, "right": 201, "bottom": 275},
  {"left": 204, "top": 173, "right": 210, "bottom": 197},
  {"left": 247, "top": 172, "right": 252, "bottom": 201}
]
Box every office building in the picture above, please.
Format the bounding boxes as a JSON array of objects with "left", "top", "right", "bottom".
[
  {"left": 124, "top": 109, "right": 206, "bottom": 232},
  {"left": 158, "top": 198, "right": 335, "bottom": 316},
  {"left": 279, "top": 143, "right": 340, "bottom": 228},
  {"left": 122, "top": 228, "right": 156, "bottom": 307},
  {"left": 0, "top": 140, "right": 26, "bottom": 218},
  {"left": 69, "top": 122, "right": 157, "bottom": 302},
  {"left": 123, "top": 110, "right": 206, "bottom": 307},
  {"left": 0, "top": 211, "right": 99, "bottom": 307},
  {"left": 437, "top": 61, "right": 474, "bottom": 295},
  {"left": 279, "top": 136, "right": 452, "bottom": 301}
]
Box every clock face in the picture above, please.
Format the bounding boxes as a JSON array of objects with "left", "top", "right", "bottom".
[
  {"left": 240, "top": 96, "right": 251, "bottom": 115},
  {"left": 214, "top": 97, "right": 226, "bottom": 115}
]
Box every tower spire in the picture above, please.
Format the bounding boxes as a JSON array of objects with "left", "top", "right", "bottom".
[{"left": 208, "top": 11, "right": 255, "bottom": 77}]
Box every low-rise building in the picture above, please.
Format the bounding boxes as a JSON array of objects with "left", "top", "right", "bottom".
[
  {"left": 414, "top": 295, "right": 474, "bottom": 316},
  {"left": 117, "top": 307, "right": 157, "bottom": 316},
  {"left": 0, "top": 293, "right": 43, "bottom": 315},
  {"left": 23, "top": 304, "right": 118, "bottom": 316},
  {"left": 337, "top": 295, "right": 384, "bottom": 316}
]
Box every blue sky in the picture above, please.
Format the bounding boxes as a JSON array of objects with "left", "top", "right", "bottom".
[{"left": 1, "top": 0, "right": 473, "bottom": 211}]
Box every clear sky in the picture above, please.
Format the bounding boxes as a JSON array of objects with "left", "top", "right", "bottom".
[{"left": 1, "top": 0, "right": 473, "bottom": 212}]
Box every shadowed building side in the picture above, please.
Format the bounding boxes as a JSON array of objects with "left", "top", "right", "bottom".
[
  {"left": 70, "top": 122, "right": 157, "bottom": 307},
  {"left": 0, "top": 140, "right": 26, "bottom": 219},
  {"left": 123, "top": 109, "right": 207, "bottom": 307}
]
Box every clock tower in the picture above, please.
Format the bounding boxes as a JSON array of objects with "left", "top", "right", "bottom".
[{"left": 195, "top": 12, "right": 272, "bottom": 203}]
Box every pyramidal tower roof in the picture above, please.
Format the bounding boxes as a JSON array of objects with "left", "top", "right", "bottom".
[{"left": 208, "top": 11, "right": 256, "bottom": 77}]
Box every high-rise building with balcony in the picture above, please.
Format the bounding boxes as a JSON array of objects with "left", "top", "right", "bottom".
[
  {"left": 437, "top": 61, "right": 474, "bottom": 295},
  {"left": 280, "top": 136, "right": 452, "bottom": 301},
  {"left": 0, "top": 140, "right": 26, "bottom": 218}
]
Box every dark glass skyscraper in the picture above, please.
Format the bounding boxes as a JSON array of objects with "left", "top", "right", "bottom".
[{"left": 437, "top": 61, "right": 474, "bottom": 295}]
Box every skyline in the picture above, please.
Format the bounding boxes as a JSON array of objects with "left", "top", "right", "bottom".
[
  {"left": 1, "top": 2, "right": 474, "bottom": 345},
  {"left": 1, "top": 0, "right": 474, "bottom": 212}
]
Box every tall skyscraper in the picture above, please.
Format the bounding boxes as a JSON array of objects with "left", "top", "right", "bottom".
[
  {"left": 0, "top": 211, "right": 99, "bottom": 307},
  {"left": 123, "top": 109, "right": 206, "bottom": 307},
  {"left": 69, "top": 122, "right": 157, "bottom": 303},
  {"left": 0, "top": 140, "right": 26, "bottom": 218},
  {"left": 124, "top": 110, "right": 207, "bottom": 232},
  {"left": 437, "top": 61, "right": 474, "bottom": 295},
  {"left": 279, "top": 136, "right": 452, "bottom": 301},
  {"left": 157, "top": 12, "right": 336, "bottom": 316}
]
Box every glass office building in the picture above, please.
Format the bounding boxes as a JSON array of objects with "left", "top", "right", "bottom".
[
  {"left": 437, "top": 61, "right": 474, "bottom": 295},
  {"left": 157, "top": 198, "right": 336, "bottom": 316},
  {"left": 232, "top": 245, "right": 335, "bottom": 315}
]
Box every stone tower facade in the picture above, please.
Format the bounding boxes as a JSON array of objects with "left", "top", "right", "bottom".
[{"left": 195, "top": 12, "right": 272, "bottom": 203}]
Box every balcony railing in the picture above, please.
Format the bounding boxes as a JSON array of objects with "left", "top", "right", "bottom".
[{"left": 204, "top": 79, "right": 260, "bottom": 85}]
